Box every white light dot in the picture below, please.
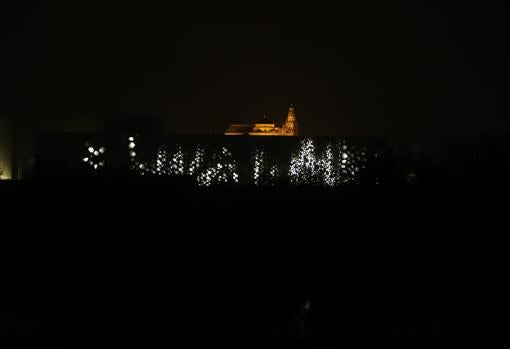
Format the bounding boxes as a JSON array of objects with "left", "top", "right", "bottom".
[
  {"left": 88, "top": 147, "right": 94, "bottom": 153},
  {"left": 99, "top": 147, "right": 105, "bottom": 154},
  {"left": 128, "top": 137, "right": 134, "bottom": 142},
  {"left": 93, "top": 151, "right": 99, "bottom": 156},
  {"left": 128, "top": 142, "right": 136, "bottom": 149},
  {"left": 130, "top": 151, "right": 136, "bottom": 157},
  {"left": 82, "top": 157, "right": 89, "bottom": 162}
]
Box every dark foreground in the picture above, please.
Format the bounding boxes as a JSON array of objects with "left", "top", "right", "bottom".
[{"left": 1, "top": 180, "right": 504, "bottom": 347}]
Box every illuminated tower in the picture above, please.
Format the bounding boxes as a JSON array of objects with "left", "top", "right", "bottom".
[{"left": 283, "top": 104, "right": 298, "bottom": 136}]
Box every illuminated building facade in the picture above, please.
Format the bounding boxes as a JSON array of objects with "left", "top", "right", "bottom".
[{"left": 225, "top": 105, "right": 299, "bottom": 136}]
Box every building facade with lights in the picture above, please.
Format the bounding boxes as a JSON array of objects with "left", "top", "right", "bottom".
[{"left": 225, "top": 105, "right": 298, "bottom": 136}]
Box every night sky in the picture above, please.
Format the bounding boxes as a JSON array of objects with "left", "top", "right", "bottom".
[
  {"left": 1, "top": 1, "right": 505, "bottom": 136},
  {"left": 1, "top": 3, "right": 505, "bottom": 345}
]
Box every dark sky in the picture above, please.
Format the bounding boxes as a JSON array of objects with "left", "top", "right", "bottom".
[{"left": 0, "top": 1, "right": 506, "bottom": 136}]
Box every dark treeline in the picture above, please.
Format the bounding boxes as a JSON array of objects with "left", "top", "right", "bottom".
[
  {"left": 1, "top": 175, "right": 504, "bottom": 347},
  {"left": 28, "top": 133, "right": 510, "bottom": 193},
  {"left": 2, "top": 134, "right": 507, "bottom": 348}
]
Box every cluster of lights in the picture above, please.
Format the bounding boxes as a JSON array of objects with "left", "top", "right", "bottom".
[
  {"left": 289, "top": 139, "right": 317, "bottom": 185},
  {"left": 197, "top": 147, "right": 239, "bottom": 186},
  {"left": 318, "top": 143, "right": 336, "bottom": 186},
  {"left": 250, "top": 147, "right": 279, "bottom": 186},
  {"left": 126, "top": 140, "right": 239, "bottom": 186},
  {"left": 153, "top": 146, "right": 170, "bottom": 175},
  {"left": 269, "top": 164, "right": 279, "bottom": 183},
  {"left": 127, "top": 136, "right": 152, "bottom": 175},
  {"left": 82, "top": 144, "right": 105, "bottom": 172},
  {"left": 128, "top": 136, "right": 137, "bottom": 158},
  {"left": 252, "top": 148, "right": 265, "bottom": 186},
  {"left": 128, "top": 136, "right": 138, "bottom": 166},
  {"left": 170, "top": 145, "right": 185, "bottom": 175},
  {"left": 188, "top": 145, "right": 205, "bottom": 176},
  {"left": 122, "top": 137, "right": 366, "bottom": 186},
  {"left": 136, "top": 145, "right": 187, "bottom": 176},
  {"left": 289, "top": 139, "right": 366, "bottom": 186},
  {"left": 333, "top": 140, "right": 367, "bottom": 185}
]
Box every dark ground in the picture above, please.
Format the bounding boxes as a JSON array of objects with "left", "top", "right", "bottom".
[{"left": 1, "top": 180, "right": 504, "bottom": 348}]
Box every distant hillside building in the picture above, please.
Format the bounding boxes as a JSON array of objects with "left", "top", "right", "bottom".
[{"left": 225, "top": 104, "right": 298, "bottom": 136}]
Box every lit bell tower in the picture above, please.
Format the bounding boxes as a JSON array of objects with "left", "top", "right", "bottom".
[{"left": 283, "top": 104, "right": 298, "bottom": 136}]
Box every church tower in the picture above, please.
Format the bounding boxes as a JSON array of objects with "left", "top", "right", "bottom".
[{"left": 283, "top": 104, "right": 298, "bottom": 136}]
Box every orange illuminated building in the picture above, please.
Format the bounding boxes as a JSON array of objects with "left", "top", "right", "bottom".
[{"left": 225, "top": 104, "right": 298, "bottom": 136}]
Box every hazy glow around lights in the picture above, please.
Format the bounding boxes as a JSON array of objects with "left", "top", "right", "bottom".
[{"left": 122, "top": 136, "right": 367, "bottom": 186}]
